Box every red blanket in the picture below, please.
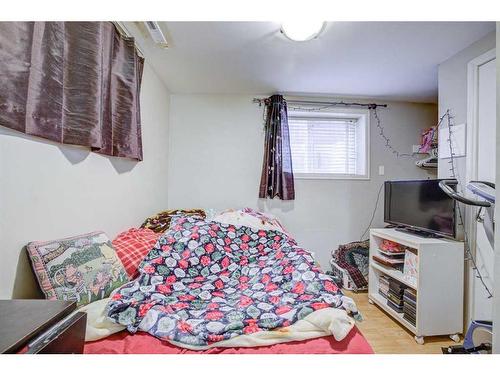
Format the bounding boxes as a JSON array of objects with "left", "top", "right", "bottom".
[{"left": 84, "top": 326, "right": 373, "bottom": 354}]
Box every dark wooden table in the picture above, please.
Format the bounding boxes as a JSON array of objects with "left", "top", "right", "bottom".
[{"left": 0, "top": 300, "right": 86, "bottom": 354}]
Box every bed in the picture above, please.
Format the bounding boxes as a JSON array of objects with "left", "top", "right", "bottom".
[{"left": 27, "top": 208, "right": 374, "bottom": 354}]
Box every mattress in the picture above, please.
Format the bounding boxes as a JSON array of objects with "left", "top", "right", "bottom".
[{"left": 84, "top": 326, "right": 373, "bottom": 354}]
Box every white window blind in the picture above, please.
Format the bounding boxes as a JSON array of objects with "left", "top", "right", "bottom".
[{"left": 288, "top": 115, "right": 367, "bottom": 178}]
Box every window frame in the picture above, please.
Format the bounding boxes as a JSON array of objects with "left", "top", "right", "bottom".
[{"left": 288, "top": 108, "right": 371, "bottom": 180}]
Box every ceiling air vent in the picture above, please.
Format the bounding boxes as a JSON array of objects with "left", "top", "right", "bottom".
[{"left": 144, "top": 21, "right": 168, "bottom": 48}]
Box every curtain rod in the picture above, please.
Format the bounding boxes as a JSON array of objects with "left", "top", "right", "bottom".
[
  {"left": 112, "top": 22, "right": 145, "bottom": 58},
  {"left": 252, "top": 98, "right": 388, "bottom": 109}
]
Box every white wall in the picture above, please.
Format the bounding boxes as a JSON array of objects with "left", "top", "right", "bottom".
[
  {"left": 168, "top": 94, "right": 437, "bottom": 269},
  {"left": 0, "top": 63, "right": 171, "bottom": 298},
  {"left": 493, "top": 22, "right": 500, "bottom": 354},
  {"left": 438, "top": 31, "right": 496, "bottom": 180},
  {"left": 437, "top": 31, "right": 496, "bottom": 325}
]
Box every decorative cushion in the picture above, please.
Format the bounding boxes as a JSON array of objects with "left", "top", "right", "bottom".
[
  {"left": 140, "top": 208, "right": 206, "bottom": 233},
  {"left": 27, "top": 231, "right": 128, "bottom": 307},
  {"left": 113, "top": 228, "right": 161, "bottom": 279},
  {"left": 214, "top": 207, "right": 288, "bottom": 234}
]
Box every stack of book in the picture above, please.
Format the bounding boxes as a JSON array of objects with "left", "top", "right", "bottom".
[
  {"left": 403, "top": 288, "right": 417, "bottom": 326},
  {"left": 386, "top": 278, "right": 407, "bottom": 313},
  {"left": 373, "top": 245, "right": 406, "bottom": 272},
  {"left": 378, "top": 275, "right": 390, "bottom": 298}
]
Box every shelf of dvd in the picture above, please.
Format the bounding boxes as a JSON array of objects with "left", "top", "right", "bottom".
[{"left": 368, "top": 228, "right": 464, "bottom": 345}]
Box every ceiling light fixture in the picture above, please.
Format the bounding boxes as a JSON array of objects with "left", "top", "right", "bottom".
[{"left": 280, "top": 21, "right": 326, "bottom": 42}]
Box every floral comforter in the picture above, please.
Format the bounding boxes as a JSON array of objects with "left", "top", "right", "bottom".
[{"left": 107, "top": 215, "right": 353, "bottom": 347}]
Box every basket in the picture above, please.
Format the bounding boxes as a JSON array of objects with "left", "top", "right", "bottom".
[{"left": 330, "top": 259, "right": 367, "bottom": 292}]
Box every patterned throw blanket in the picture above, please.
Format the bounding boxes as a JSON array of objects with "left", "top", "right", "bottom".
[
  {"left": 107, "top": 216, "right": 354, "bottom": 347},
  {"left": 332, "top": 241, "right": 370, "bottom": 289}
]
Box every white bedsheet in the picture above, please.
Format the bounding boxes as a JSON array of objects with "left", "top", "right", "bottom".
[{"left": 77, "top": 298, "right": 125, "bottom": 341}]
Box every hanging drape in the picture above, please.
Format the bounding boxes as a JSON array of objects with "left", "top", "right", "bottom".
[
  {"left": 258, "top": 94, "right": 295, "bottom": 200},
  {"left": 0, "top": 22, "right": 144, "bottom": 160}
]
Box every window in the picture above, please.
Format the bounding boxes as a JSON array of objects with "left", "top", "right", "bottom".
[{"left": 288, "top": 110, "right": 369, "bottom": 179}]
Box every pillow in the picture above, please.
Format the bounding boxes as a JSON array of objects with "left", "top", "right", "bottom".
[
  {"left": 113, "top": 228, "right": 161, "bottom": 279},
  {"left": 241, "top": 207, "right": 288, "bottom": 233},
  {"left": 140, "top": 208, "right": 206, "bottom": 233},
  {"left": 203, "top": 208, "right": 219, "bottom": 222},
  {"left": 213, "top": 207, "right": 288, "bottom": 234},
  {"left": 27, "top": 231, "right": 128, "bottom": 307}
]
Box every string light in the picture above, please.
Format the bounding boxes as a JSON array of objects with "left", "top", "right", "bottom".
[
  {"left": 257, "top": 98, "right": 494, "bottom": 298},
  {"left": 442, "top": 110, "right": 493, "bottom": 299},
  {"left": 371, "top": 106, "right": 418, "bottom": 159},
  {"left": 365, "top": 109, "right": 492, "bottom": 298}
]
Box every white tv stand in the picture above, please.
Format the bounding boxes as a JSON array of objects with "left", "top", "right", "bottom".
[{"left": 368, "top": 228, "right": 464, "bottom": 345}]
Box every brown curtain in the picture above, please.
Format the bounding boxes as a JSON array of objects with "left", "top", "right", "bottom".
[
  {"left": 0, "top": 22, "right": 144, "bottom": 160},
  {"left": 259, "top": 94, "right": 295, "bottom": 200}
]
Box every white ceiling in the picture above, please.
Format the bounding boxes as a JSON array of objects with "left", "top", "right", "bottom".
[{"left": 128, "top": 22, "right": 495, "bottom": 103}]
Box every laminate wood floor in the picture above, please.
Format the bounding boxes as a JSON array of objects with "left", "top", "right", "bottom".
[{"left": 347, "top": 291, "right": 461, "bottom": 354}]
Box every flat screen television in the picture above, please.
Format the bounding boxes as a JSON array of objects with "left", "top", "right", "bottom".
[{"left": 384, "top": 179, "right": 456, "bottom": 238}]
